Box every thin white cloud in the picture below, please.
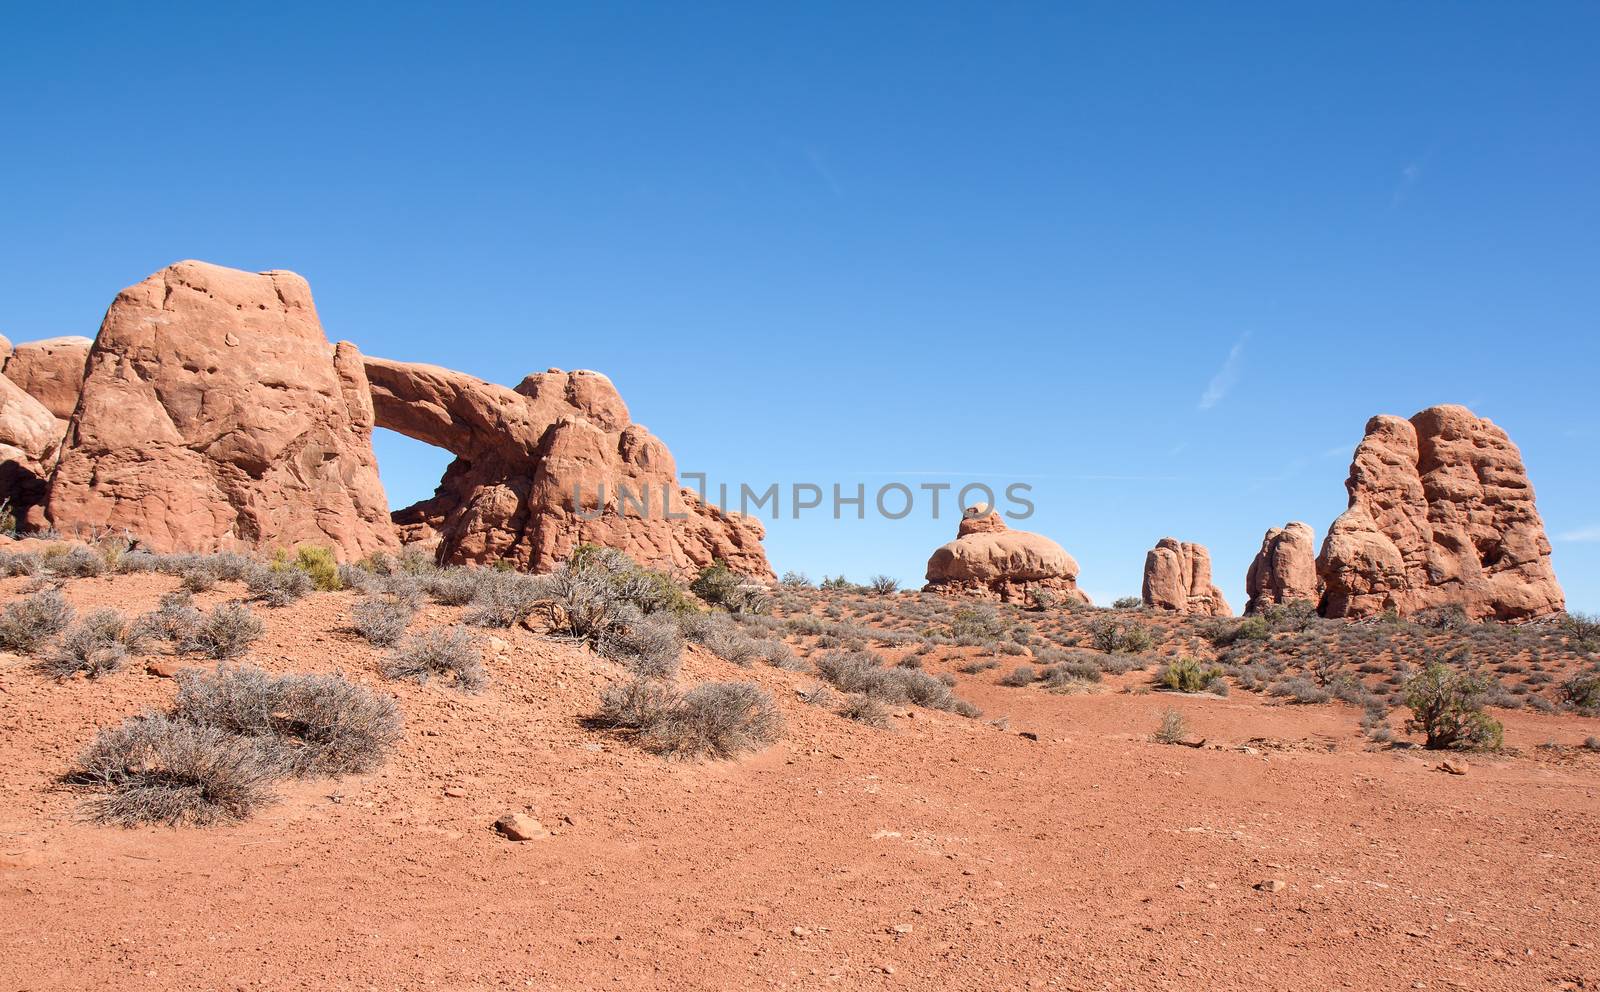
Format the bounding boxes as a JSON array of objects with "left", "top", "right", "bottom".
[
  {"left": 1197, "top": 334, "right": 1249, "bottom": 411},
  {"left": 1558, "top": 526, "right": 1600, "bottom": 543}
]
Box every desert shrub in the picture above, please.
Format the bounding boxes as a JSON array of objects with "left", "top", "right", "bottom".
[
  {"left": 135, "top": 590, "right": 202, "bottom": 644},
  {"left": 699, "top": 623, "right": 763, "bottom": 666},
  {"left": 1263, "top": 600, "right": 1319, "bottom": 632},
  {"left": 1025, "top": 586, "right": 1058, "bottom": 612},
  {"left": 1412, "top": 605, "right": 1471, "bottom": 631},
  {"left": 1158, "top": 657, "right": 1225, "bottom": 693},
  {"left": 958, "top": 658, "right": 1000, "bottom": 674},
  {"left": 384, "top": 626, "right": 486, "bottom": 692},
  {"left": 813, "top": 649, "right": 974, "bottom": 715},
  {"left": 639, "top": 682, "right": 783, "bottom": 759},
  {"left": 1403, "top": 662, "right": 1503, "bottom": 751},
  {"left": 1560, "top": 612, "right": 1600, "bottom": 653},
  {"left": 245, "top": 564, "right": 314, "bottom": 607},
  {"left": 779, "top": 570, "right": 812, "bottom": 588},
  {"left": 759, "top": 639, "right": 804, "bottom": 670},
  {"left": 819, "top": 574, "right": 858, "bottom": 591},
  {"left": 691, "top": 561, "right": 771, "bottom": 614},
  {"left": 0, "top": 587, "right": 74, "bottom": 653},
  {"left": 867, "top": 574, "right": 900, "bottom": 595},
  {"left": 839, "top": 694, "right": 891, "bottom": 727},
  {"left": 597, "top": 679, "right": 782, "bottom": 759},
  {"left": 173, "top": 665, "right": 401, "bottom": 775},
  {"left": 178, "top": 603, "right": 264, "bottom": 660},
  {"left": 424, "top": 567, "right": 489, "bottom": 606},
  {"left": 597, "top": 612, "right": 683, "bottom": 679},
  {"left": 70, "top": 714, "right": 278, "bottom": 827},
  {"left": 999, "top": 664, "right": 1038, "bottom": 687},
  {"left": 1558, "top": 670, "right": 1600, "bottom": 713},
  {"left": 1040, "top": 658, "right": 1102, "bottom": 687},
  {"left": 43, "top": 546, "right": 105, "bottom": 578},
  {"left": 948, "top": 605, "right": 1005, "bottom": 641},
  {"left": 1151, "top": 707, "right": 1189, "bottom": 744},
  {"left": 180, "top": 568, "right": 218, "bottom": 593},
  {"left": 465, "top": 571, "right": 544, "bottom": 628},
  {"left": 44, "top": 608, "right": 141, "bottom": 678},
  {"left": 1111, "top": 596, "right": 1143, "bottom": 610},
  {"left": 280, "top": 545, "right": 342, "bottom": 591},
  {"left": 1209, "top": 615, "right": 1269, "bottom": 647},
  {"left": 0, "top": 550, "right": 43, "bottom": 576},
  {"left": 1270, "top": 676, "right": 1330, "bottom": 704},
  {"left": 1089, "top": 618, "right": 1155, "bottom": 655},
  {"left": 350, "top": 595, "right": 416, "bottom": 647}
]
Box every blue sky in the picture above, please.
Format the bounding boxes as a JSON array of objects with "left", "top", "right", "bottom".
[{"left": 2, "top": 2, "right": 1597, "bottom": 610}]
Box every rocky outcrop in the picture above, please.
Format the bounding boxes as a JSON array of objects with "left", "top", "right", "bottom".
[
  {"left": 1141, "top": 538, "right": 1230, "bottom": 616},
  {"left": 44, "top": 261, "right": 398, "bottom": 556},
  {"left": 1244, "top": 522, "right": 1320, "bottom": 615},
  {"left": 3, "top": 335, "right": 92, "bottom": 421},
  {"left": 1316, "top": 405, "right": 1563, "bottom": 621},
  {"left": 924, "top": 505, "right": 1090, "bottom": 604},
  {"left": 365, "top": 356, "right": 771, "bottom": 577},
  {"left": 0, "top": 373, "right": 64, "bottom": 527}
]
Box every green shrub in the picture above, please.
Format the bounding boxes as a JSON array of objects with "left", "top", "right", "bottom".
[
  {"left": 1151, "top": 707, "right": 1189, "bottom": 744},
  {"left": 1157, "top": 657, "right": 1225, "bottom": 693},
  {"left": 1111, "top": 596, "right": 1142, "bottom": 610},
  {"left": 1089, "top": 618, "right": 1155, "bottom": 654},
  {"left": 1403, "top": 662, "right": 1503, "bottom": 751}
]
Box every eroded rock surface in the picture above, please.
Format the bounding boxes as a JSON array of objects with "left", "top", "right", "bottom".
[
  {"left": 925, "top": 504, "right": 1090, "bottom": 605},
  {"left": 1142, "top": 538, "right": 1230, "bottom": 616},
  {"left": 1244, "top": 522, "right": 1320, "bottom": 615},
  {"left": 2, "top": 335, "right": 91, "bottom": 421},
  {"left": 1316, "top": 405, "right": 1563, "bottom": 621},
  {"left": 365, "top": 356, "right": 770, "bottom": 577},
  {"left": 44, "top": 261, "right": 397, "bottom": 556}
]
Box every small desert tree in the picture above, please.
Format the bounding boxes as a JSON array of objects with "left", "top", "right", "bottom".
[{"left": 1403, "top": 661, "right": 1503, "bottom": 751}]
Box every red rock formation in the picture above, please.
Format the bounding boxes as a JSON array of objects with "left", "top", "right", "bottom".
[
  {"left": 44, "top": 261, "right": 398, "bottom": 556},
  {"left": 364, "top": 356, "right": 771, "bottom": 577},
  {"left": 0, "top": 373, "right": 63, "bottom": 527},
  {"left": 3, "top": 336, "right": 92, "bottom": 421},
  {"left": 1141, "top": 538, "right": 1230, "bottom": 616},
  {"left": 1244, "top": 522, "right": 1320, "bottom": 615},
  {"left": 924, "top": 504, "right": 1090, "bottom": 604},
  {"left": 1316, "top": 405, "right": 1564, "bottom": 621}
]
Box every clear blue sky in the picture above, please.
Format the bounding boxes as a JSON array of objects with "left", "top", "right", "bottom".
[{"left": 2, "top": 2, "right": 1596, "bottom": 610}]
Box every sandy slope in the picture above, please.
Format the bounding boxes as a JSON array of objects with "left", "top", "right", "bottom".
[{"left": 2, "top": 574, "right": 1598, "bottom": 991}]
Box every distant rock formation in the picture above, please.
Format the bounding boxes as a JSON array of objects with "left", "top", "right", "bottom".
[
  {"left": 1316, "top": 405, "right": 1563, "bottom": 621},
  {"left": 44, "top": 261, "right": 398, "bottom": 556},
  {"left": 925, "top": 504, "right": 1090, "bottom": 605},
  {"left": 1244, "top": 522, "right": 1320, "bottom": 615},
  {"left": 1141, "top": 538, "right": 1230, "bottom": 616},
  {"left": 364, "top": 355, "right": 771, "bottom": 577}
]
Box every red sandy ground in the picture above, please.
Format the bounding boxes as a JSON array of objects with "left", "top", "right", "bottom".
[{"left": 2, "top": 574, "right": 1598, "bottom": 991}]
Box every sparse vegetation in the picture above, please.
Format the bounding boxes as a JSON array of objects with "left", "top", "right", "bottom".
[
  {"left": 43, "top": 608, "right": 140, "bottom": 678},
  {"left": 384, "top": 627, "right": 486, "bottom": 692},
  {"left": 70, "top": 714, "right": 278, "bottom": 827},
  {"left": 350, "top": 595, "right": 416, "bottom": 647},
  {"left": 0, "top": 587, "right": 74, "bottom": 654},
  {"left": 595, "top": 679, "right": 782, "bottom": 760},
  {"left": 1157, "top": 657, "right": 1225, "bottom": 693},
  {"left": 172, "top": 665, "right": 402, "bottom": 775},
  {"left": 1151, "top": 707, "right": 1189, "bottom": 744},
  {"left": 178, "top": 603, "right": 264, "bottom": 660}
]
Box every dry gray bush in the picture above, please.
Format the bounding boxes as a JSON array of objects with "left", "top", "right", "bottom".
[
  {"left": 595, "top": 679, "right": 782, "bottom": 760},
  {"left": 351, "top": 595, "right": 416, "bottom": 647},
  {"left": 465, "top": 572, "right": 545, "bottom": 628},
  {"left": 173, "top": 665, "right": 401, "bottom": 776},
  {"left": 0, "top": 587, "right": 74, "bottom": 653},
  {"left": 838, "top": 694, "right": 891, "bottom": 727},
  {"left": 43, "top": 608, "right": 141, "bottom": 678},
  {"left": 178, "top": 603, "right": 264, "bottom": 660},
  {"left": 384, "top": 626, "right": 487, "bottom": 692},
  {"left": 70, "top": 714, "right": 279, "bottom": 827},
  {"left": 597, "top": 611, "right": 683, "bottom": 680}
]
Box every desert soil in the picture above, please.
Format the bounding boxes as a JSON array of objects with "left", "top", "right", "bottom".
[{"left": 2, "top": 574, "right": 1598, "bottom": 992}]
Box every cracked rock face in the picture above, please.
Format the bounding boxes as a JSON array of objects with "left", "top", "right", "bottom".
[
  {"left": 43, "top": 261, "right": 398, "bottom": 556},
  {"left": 1315, "top": 405, "right": 1563, "bottom": 621},
  {"left": 1142, "top": 538, "right": 1230, "bottom": 616},
  {"left": 1244, "top": 522, "right": 1320, "bottom": 615},
  {"left": 365, "top": 355, "right": 770, "bottom": 577},
  {"left": 924, "top": 504, "right": 1090, "bottom": 605}
]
